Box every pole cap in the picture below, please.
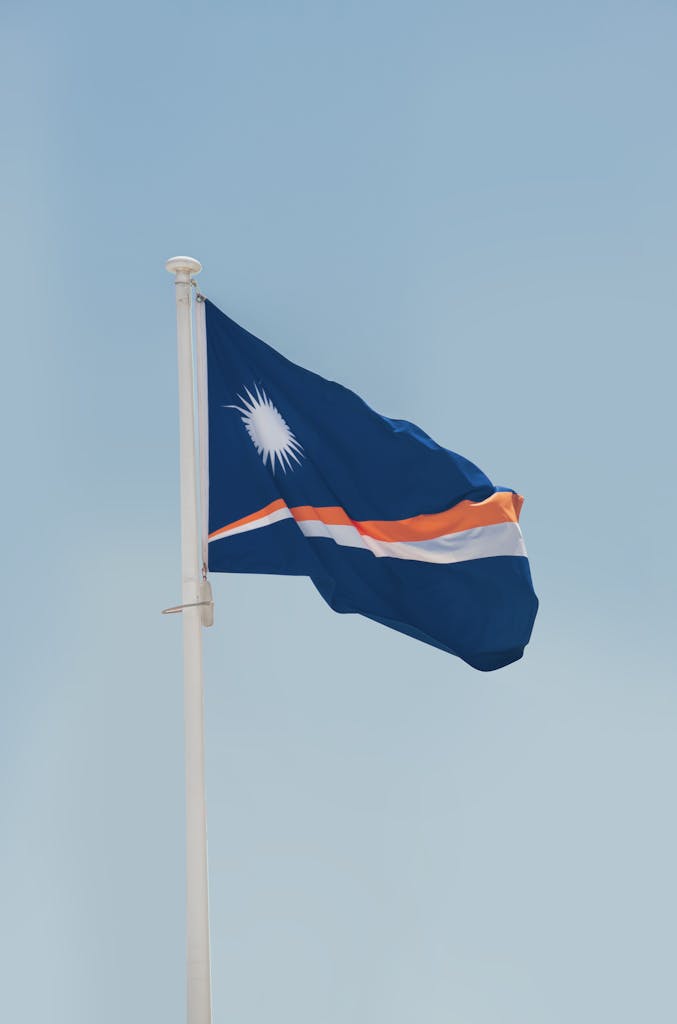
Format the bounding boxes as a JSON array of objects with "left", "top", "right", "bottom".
[{"left": 165, "top": 256, "right": 202, "bottom": 276}]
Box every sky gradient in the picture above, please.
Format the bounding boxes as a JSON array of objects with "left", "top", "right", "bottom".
[{"left": 2, "top": 2, "right": 676, "bottom": 1022}]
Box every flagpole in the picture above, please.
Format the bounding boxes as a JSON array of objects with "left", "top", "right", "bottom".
[{"left": 166, "top": 256, "right": 212, "bottom": 1024}]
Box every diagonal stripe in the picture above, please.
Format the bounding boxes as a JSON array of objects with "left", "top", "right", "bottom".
[
  {"left": 208, "top": 498, "right": 289, "bottom": 541},
  {"left": 208, "top": 493, "right": 529, "bottom": 564},
  {"left": 290, "top": 491, "right": 522, "bottom": 541},
  {"left": 295, "top": 519, "right": 526, "bottom": 563}
]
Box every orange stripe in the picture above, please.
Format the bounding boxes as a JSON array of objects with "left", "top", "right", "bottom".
[
  {"left": 290, "top": 505, "right": 354, "bottom": 527},
  {"left": 290, "top": 491, "right": 522, "bottom": 541},
  {"left": 210, "top": 491, "right": 523, "bottom": 544},
  {"left": 349, "top": 491, "right": 524, "bottom": 542},
  {"left": 208, "top": 498, "right": 287, "bottom": 540}
]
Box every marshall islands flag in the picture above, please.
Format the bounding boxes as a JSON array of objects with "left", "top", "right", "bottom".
[{"left": 202, "top": 299, "right": 538, "bottom": 671}]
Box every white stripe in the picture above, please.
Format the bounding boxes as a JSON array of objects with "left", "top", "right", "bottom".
[
  {"left": 296, "top": 519, "right": 527, "bottom": 563},
  {"left": 210, "top": 505, "right": 292, "bottom": 541},
  {"left": 210, "top": 510, "right": 527, "bottom": 564}
]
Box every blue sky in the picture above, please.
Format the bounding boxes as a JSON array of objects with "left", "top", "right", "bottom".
[{"left": 2, "top": 2, "right": 676, "bottom": 1022}]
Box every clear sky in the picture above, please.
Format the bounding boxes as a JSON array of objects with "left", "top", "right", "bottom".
[{"left": 2, "top": 2, "right": 676, "bottom": 1022}]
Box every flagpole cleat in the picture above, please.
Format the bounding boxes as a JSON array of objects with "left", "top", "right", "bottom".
[{"left": 162, "top": 580, "right": 214, "bottom": 627}]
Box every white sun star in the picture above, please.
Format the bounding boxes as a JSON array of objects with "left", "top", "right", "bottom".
[{"left": 226, "top": 384, "right": 304, "bottom": 474}]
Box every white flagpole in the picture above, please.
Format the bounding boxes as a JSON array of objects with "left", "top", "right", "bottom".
[{"left": 165, "top": 256, "right": 212, "bottom": 1024}]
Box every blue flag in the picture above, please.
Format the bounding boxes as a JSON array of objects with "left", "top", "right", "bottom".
[{"left": 204, "top": 299, "right": 538, "bottom": 670}]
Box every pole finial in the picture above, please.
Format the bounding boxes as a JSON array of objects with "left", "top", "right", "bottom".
[{"left": 165, "top": 256, "right": 202, "bottom": 276}]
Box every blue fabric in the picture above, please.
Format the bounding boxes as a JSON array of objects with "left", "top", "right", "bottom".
[{"left": 205, "top": 299, "right": 538, "bottom": 670}]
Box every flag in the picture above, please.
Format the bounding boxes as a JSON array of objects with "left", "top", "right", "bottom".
[{"left": 203, "top": 299, "right": 538, "bottom": 671}]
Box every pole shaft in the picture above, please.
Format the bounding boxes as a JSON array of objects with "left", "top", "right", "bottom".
[{"left": 168, "top": 258, "right": 212, "bottom": 1024}]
